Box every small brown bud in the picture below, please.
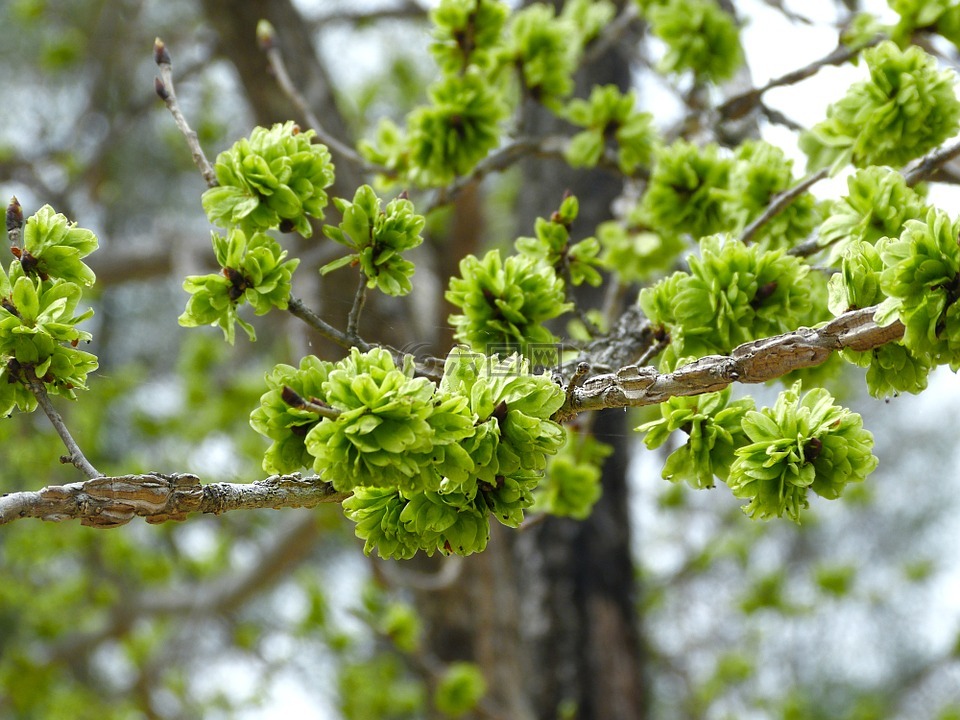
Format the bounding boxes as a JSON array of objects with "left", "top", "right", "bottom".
[
  {"left": 6, "top": 196, "right": 22, "bottom": 235},
  {"left": 153, "top": 37, "right": 171, "bottom": 66},
  {"left": 154, "top": 76, "right": 169, "bottom": 101}
]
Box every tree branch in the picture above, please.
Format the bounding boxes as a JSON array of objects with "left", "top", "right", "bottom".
[
  {"left": 18, "top": 366, "right": 101, "bottom": 479},
  {"left": 0, "top": 472, "right": 347, "bottom": 528},
  {"left": 257, "top": 22, "right": 375, "bottom": 175},
  {"left": 718, "top": 36, "right": 883, "bottom": 121},
  {"left": 287, "top": 294, "right": 370, "bottom": 351},
  {"left": 153, "top": 38, "right": 218, "bottom": 188},
  {"left": 740, "top": 167, "right": 829, "bottom": 244},
  {"left": 556, "top": 305, "right": 904, "bottom": 420}
]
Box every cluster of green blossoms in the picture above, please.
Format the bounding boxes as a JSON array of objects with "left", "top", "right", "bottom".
[
  {"left": 728, "top": 382, "right": 878, "bottom": 521},
  {"left": 0, "top": 204, "right": 98, "bottom": 416},
  {"left": 638, "top": 388, "right": 754, "bottom": 489},
  {"left": 361, "top": 0, "right": 618, "bottom": 187},
  {"left": 636, "top": 383, "right": 877, "bottom": 521},
  {"left": 639, "top": 235, "right": 813, "bottom": 368},
  {"left": 446, "top": 249, "right": 572, "bottom": 356},
  {"left": 801, "top": 41, "right": 960, "bottom": 171},
  {"left": 819, "top": 166, "right": 929, "bottom": 263},
  {"left": 179, "top": 229, "right": 299, "bottom": 343},
  {"left": 639, "top": 0, "right": 743, "bottom": 83},
  {"left": 886, "top": 0, "right": 960, "bottom": 48},
  {"left": 251, "top": 348, "right": 565, "bottom": 558},
  {"left": 828, "top": 241, "right": 931, "bottom": 397},
  {"left": 534, "top": 426, "right": 612, "bottom": 519},
  {"left": 321, "top": 185, "right": 425, "bottom": 297},
  {"left": 202, "top": 121, "right": 335, "bottom": 237},
  {"left": 876, "top": 208, "right": 960, "bottom": 369}
]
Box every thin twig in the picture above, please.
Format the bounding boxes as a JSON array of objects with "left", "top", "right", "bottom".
[
  {"left": 0, "top": 472, "right": 347, "bottom": 528},
  {"left": 153, "top": 38, "right": 217, "bottom": 188},
  {"left": 740, "top": 167, "right": 829, "bottom": 244},
  {"left": 424, "top": 135, "right": 567, "bottom": 213},
  {"left": 903, "top": 137, "right": 960, "bottom": 186},
  {"left": 257, "top": 23, "right": 375, "bottom": 174},
  {"left": 308, "top": 0, "right": 428, "bottom": 27},
  {"left": 718, "top": 36, "right": 883, "bottom": 121},
  {"left": 581, "top": 2, "right": 640, "bottom": 67},
  {"left": 346, "top": 272, "right": 369, "bottom": 341},
  {"left": 287, "top": 295, "right": 370, "bottom": 351},
  {"left": 18, "top": 367, "right": 101, "bottom": 479},
  {"left": 281, "top": 386, "right": 341, "bottom": 420}
]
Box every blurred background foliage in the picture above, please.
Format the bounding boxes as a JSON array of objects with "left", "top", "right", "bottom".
[{"left": 1, "top": 0, "right": 960, "bottom": 719}]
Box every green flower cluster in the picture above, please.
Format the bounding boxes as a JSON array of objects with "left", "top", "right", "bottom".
[
  {"left": 643, "top": 0, "right": 743, "bottom": 83},
  {"left": 514, "top": 195, "right": 604, "bottom": 287},
  {"left": 429, "top": 0, "right": 509, "bottom": 73},
  {"left": 178, "top": 229, "right": 299, "bottom": 344},
  {"left": 827, "top": 241, "right": 931, "bottom": 397},
  {"left": 503, "top": 3, "right": 578, "bottom": 106},
  {"left": 406, "top": 69, "right": 507, "bottom": 186},
  {"left": 0, "top": 204, "right": 98, "bottom": 416},
  {"left": 304, "top": 348, "right": 475, "bottom": 494},
  {"left": 727, "top": 382, "right": 878, "bottom": 521},
  {"left": 446, "top": 249, "right": 572, "bottom": 355},
  {"left": 320, "top": 185, "right": 425, "bottom": 296},
  {"left": 639, "top": 235, "right": 813, "bottom": 368},
  {"left": 202, "top": 122, "right": 335, "bottom": 237},
  {"left": 16, "top": 204, "right": 98, "bottom": 286},
  {"left": 887, "top": 0, "right": 960, "bottom": 47},
  {"left": 333, "top": 350, "right": 565, "bottom": 558},
  {"left": 534, "top": 426, "right": 612, "bottom": 519},
  {"left": 640, "top": 140, "right": 733, "bottom": 241},
  {"left": 564, "top": 85, "right": 658, "bottom": 175},
  {"left": 876, "top": 208, "right": 960, "bottom": 369},
  {"left": 434, "top": 662, "right": 488, "bottom": 717},
  {"left": 800, "top": 41, "right": 960, "bottom": 171},
  {"left": 249, "top": 356, "right": 333, "bottom": 474},
  {"left": 250, "top": 349, "right": 566, "bottom": 558},
  {"left": 596, "top": 215, "right": 685, "bottom": 284},
  {"left": 724, "top": 141, "right": 821, "bottom": 251},
  {"left": 818, "top": 166, "right": 929, "bottom": 263},
  {"left": 638, "top": 388, "right": 754, "bottom": 489}
]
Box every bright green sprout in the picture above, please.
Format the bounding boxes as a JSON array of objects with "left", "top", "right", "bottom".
[
  {"left": 249, "top": 355, "right": 335, "bottom": 474},
  {"left": 304, "top": 347, "right": 474, "bottom": 495},
  {"left": 514, "top": 195, "right": 605, "bottom": 287},
  {"left": 723, "top": 140, "right": 821, "bottom": 251},
  {"left": 503, "top": 3, "right": 578, "bottom": 107},
  {"left": 17, "top": 204, "right": 98, "bottom": 286},
  {"left": 434, "top": 662, "right": 488, "bottom": 717},
  {"left": 727, "top": 381, "right": 878, "bottom": 522},
  {"left": 801, "top": 41, "right": 960, "bottom": 171},
  {"left": 638, "top": 388, "right": 755, "bottom": 489},
  {"left": 0, "top": 271, "right": 97, "bottom": 413},
  {"left": 202, "top": 121, "right": 335, "bottom": 237},
  {"left": 178, "top": 229, "right": 299, "bottom": 344},
  {"left": 321, "top": 185, "right": 425, "bottom": 296}
]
